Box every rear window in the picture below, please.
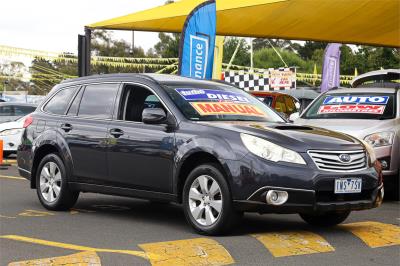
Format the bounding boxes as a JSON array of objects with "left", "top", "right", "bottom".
[
  {"left": 302, "top": 93, "right": 396, "bottom": 120},
  {"left": 14, "top": 105, "right": 36, "bottom": 116},
  {"left": 78, "top": 84, "right": 119, "bottom": 119},
  {"left": 0, "top": 105, "right": 13, "bottom": 116},
  {"left": 44, "top": 87, "right": 78, "bottom": 115}
]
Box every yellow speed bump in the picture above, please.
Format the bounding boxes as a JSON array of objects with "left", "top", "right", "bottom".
[
  {"left": 8, "top": 251, "right": 101, "bottom": 266},
  {"left": 139, "top": 238, "right": 234, "bottom": 266},
  {"left": 252, "top": 231, "right": 334, "bottom": 257},
  {"left": 341, "top": 221, "right": 400, "bottom": 248}
]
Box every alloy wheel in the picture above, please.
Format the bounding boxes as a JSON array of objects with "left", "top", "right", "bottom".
[
  {"left": 39, "top": 162, "right": 62, "bottom": 203},
  {"left": 188, "top": 175, "right": 222, "bottom": 226}
]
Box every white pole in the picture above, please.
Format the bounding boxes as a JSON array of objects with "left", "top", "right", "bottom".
[{"left": 250, "top": 38, "right": 253, "bottom": 71}]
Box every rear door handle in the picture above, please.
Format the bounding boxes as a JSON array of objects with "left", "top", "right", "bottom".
[
  {"left": 109, "top": 128, "right": 124, "bottom": 138},
  {"left": 60, "top": 123, "right": 72, "bottom": 132}
]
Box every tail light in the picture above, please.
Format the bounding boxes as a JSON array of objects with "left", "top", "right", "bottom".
[{"left": 23, "top": 115, "right": 33, "bottom": 128}]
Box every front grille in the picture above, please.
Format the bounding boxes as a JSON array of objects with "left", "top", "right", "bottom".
[{"left": 308, "top": 150, "right": 367, "bottom": 172}]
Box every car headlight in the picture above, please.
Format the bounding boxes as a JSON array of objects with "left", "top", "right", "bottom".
[
  {"left": 360, "top": 139, "right": 376, "bottom": 164},
  {"left": 0, "top": 128, "right": 23, "bottom": 136},
  {"left": 364, "top": 131, "right": 394, "bottom": 148},
  {"left": 241, "top": 133, "right": 306, "bottom": 165}
]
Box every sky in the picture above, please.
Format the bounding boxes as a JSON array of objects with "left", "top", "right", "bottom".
[{"left": 0, "top": 0, "right": 167, "bottom": 54}]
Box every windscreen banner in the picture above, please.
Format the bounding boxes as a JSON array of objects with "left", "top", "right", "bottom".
[
  {"left": 321, "top": 43, "right": 342, "bottom": 93},
  {"left": 178, "top": 0, "right": 216, "bottom": 80}
]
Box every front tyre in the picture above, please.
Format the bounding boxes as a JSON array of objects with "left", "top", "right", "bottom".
[
  {"left": 183, "top": 164, "right": 241, "bottom": 235},
  {"left": 300, "top": 210, "right": 350, "bottom": 226},
  {"left": 36, "top": 153, "right": 79, "bottom": 211}
]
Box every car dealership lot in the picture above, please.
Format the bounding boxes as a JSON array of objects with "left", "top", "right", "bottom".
[{"left": 0, "top": 165, "right": 399, "bottom": 266}]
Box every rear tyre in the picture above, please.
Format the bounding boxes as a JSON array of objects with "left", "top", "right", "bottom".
[
  {"left": 183, "top": 163, "right": 242, "bottom": 235},
  {"left": 36, "top": 153, "right": 79, "bottom": 211},
  {"left": 300, "top": 210, "right": 350, "bottom": 226}
]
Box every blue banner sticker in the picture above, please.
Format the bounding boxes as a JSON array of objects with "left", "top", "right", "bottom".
[
  {"left": 176, "top": 88, "right": 250, "bottom": 103},
  {"left": 323, "top": 96, "right": 389, "bottom": 105}
]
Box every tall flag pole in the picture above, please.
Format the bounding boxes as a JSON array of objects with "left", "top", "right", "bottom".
[
  {"left": 320, "top": 43, "right": 342, "bottom": 92},
  {"left": 178, "top": 0, "right": 216, "bottom": 80}
]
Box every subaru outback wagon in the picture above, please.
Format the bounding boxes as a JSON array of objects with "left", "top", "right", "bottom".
[{"left": 17, "top": 74, "right": 383, "bottom": 235}]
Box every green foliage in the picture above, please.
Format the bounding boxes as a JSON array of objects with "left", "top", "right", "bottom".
[
  {"left": 253, "top": 48, "right": 313, "bottom": 72},
  {"left": 223, "top": 37, "right": 250, "bottom": 66},
  {"left": 154, "top": 33, "right": 180, "bottom": 58}
]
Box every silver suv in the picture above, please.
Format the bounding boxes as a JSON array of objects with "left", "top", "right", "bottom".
[{"left": 295, "top": 86, "right": 399, "bottom": 199}]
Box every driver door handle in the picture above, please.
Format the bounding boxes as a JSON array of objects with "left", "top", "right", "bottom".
[
  {"left": 60, "top": 123, "right": 72, "bottom": 132},
  {"left": 109, "top": 128, "right": 124, "bottom": 138}
]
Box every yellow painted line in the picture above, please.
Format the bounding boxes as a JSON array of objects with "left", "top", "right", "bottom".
[
  {"left": 0, "top": 214, "right": 16, "bottom": 219},
  {"left": 18, "top": 209, "right": 55, "bottom": 217},
  {"left": 252, "top": 231, "right": 334, "bottom": 257},
  {"left": 0, "top": 175, "right": 26, "bottom": 180},
  {"left": 4, "top": 159, "right": 17, "bottom": 164},
  {"left": 139, "top": 238, "right": 234, "bottom": 266},
  {"left": 341, "top": 221, "right": 400, "bottom": 248},
  {"left": 8, "top": 251, "right": 101, "bottom": 266},
  {"left": 0, "top": 235, "right": 150, "bottom": 260}
]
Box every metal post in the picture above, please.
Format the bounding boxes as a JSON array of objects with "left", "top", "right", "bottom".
[
  {"left": 78, "top": 34, "right": 86, "bottom": 77},
  {"left": 85, "top": 27, "right": 92, "bottom": 75},
  {"left": 131, "top": 31, "right": 135, "bottom": 56}
]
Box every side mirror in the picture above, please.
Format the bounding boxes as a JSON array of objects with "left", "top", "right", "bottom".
[
  {"left": 289, "top": 112, "right": 300, "bottom": 122},
  {"left": 142, "top": 108, "right": 167, "bottom": 124}
]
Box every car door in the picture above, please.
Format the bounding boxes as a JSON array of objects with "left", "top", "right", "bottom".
[
  {"left": 60, "top": 83, "right": 120, "bottom": 184},
  {"left": 107, "top": 83, "right": 175, "bottom": 193}
]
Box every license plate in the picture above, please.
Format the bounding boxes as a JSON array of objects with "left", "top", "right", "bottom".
[{"left": 334, "top": 178, "right": 362, "bottom": 194}]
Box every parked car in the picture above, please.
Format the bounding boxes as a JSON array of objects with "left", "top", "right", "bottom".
[
  {"left": 0, "top": 116, "right": 26, "bottom": 157},
  {"left": 294, "top": 87, "right": 399, "bottom": 199},
  {"left": 249, "top": 91, "right": 300, "bottom": 118},
  {"left": 18, "top": 74, "right": 383, "bottom": 235},
  {"left": 0, "top": 102, "right": 37, "bottom": 123},
  {"left": 283, "top": 87, "right": 320, "bottom": 114}
]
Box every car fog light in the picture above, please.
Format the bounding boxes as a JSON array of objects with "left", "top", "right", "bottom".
[
  {"left": 379, "top": 160, "right": 388, "bottom": 169},
  {"left": 266, "top": 190, "right": 288, "bottom": 205}
]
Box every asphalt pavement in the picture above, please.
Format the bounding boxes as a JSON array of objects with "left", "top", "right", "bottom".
[{"left": 0, "top": 162, "right": 399, "bottom": 266}]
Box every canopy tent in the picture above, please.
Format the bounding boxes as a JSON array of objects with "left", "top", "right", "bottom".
[{"left": 88, "top": 0, "right": 400, "bottom": 47}]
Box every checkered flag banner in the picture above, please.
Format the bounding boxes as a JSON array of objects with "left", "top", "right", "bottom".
[{"left": 223, "top": 67, "right": 296, "bottom": 91}]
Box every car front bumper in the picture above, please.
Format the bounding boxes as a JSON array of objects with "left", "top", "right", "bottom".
[
  {"left": 224, "top": 152, "right": 383, "bottom": 214},
  {"left": 233, "top": 184, "right": 384, "bottom": 214},
  {"left": 374, "top": 145, "right": 399, "bottom": 176},
  {"left": 0, "top": 133, "right": 22, "bottom": 153}
]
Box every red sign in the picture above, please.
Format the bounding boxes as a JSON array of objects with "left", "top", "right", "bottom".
[{"left": 318, "top": 104, "right": 385, "bottom": 114}]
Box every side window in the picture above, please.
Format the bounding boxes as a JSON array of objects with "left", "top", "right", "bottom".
[
  {"left": 0, "top": 106, "right": 14, "bottom": 116},
  {"left": 78, "top": 84, "right": 119, "bottom": 119},
  {"left": 44, "top": 87, "right": 78, "bottom": 115},
  {"left": 284, "top": 96, "right": 296, "bottom": 114},
  {"left": 67, "top": 87, "right": 84, "bottom": 116},
  {"left": 119, "top": 85, "right": 165, "bottom": 122},
  {"left": 275, "top": 96, "right": 287, "bottom": 113},
  {"left": 14, "top": 106, "right": 36, "bottom": 116}
]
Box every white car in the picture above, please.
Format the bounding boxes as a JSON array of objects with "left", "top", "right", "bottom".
[{"left": 0, "top": 116, "right": 25, "bottom": 157}]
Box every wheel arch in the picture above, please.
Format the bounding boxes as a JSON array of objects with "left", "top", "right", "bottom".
[
  {"left": 176, "top": 151, "right": 232, "bottom": 203},
  {"left": 31, "top": 139, "right": 73, "bottom": 189}
]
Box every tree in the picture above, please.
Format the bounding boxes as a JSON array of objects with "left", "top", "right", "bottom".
[
  {"left": 297, "top": 41, "right": 327, "bottom": 60},
  {"left": 253, "top": 48, "right": 313, "bottom": 72},
  {"left": 253, "top": 38, "right": 297, "bottom": 52},
  {"left": 154, "top": 33, "right": 180, "bottom": 58},
  {"left": 223, "top": 37, "right": 250, "bottom": 67}
]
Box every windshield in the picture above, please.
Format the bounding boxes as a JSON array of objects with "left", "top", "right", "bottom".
[
  {"left": 162, "top": 83, "right": 284, "bottom": 122},
  {"left": 302, "top": 92, "right": 396, "bottom": 120},
  {"left": 256, "top": 96, "right": 273, "bottom": 107}
]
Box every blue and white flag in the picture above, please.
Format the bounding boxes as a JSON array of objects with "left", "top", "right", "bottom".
[{"left": 178, "top": 0, "right": 216, "bottom": 80}]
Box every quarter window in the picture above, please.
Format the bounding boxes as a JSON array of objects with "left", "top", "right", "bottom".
[
  {"left": 44, "top": 87, "right": 78, "bottom": 115},
  {"left": 78, "top": 84, "right": 119, "bottom": 119}
]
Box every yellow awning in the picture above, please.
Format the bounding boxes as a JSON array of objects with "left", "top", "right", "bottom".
[{"left": 88, "top": 0, "right": 400, "bottom": 47}]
